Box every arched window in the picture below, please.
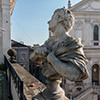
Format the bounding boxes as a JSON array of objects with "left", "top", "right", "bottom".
[{"left": 93, "top": 25, "right": 99, "bottom": 41}]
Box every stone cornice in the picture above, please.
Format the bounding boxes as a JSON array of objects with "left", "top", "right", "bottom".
[
  {"left": 73, "top": 11, "right": 100, "bottom": 16},
  {"left": 84, "top": 47, "right": 100, "bottom": 50}
]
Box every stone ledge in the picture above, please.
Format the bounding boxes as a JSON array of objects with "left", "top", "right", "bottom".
[{"left": 12, "top": 63, "right": 46, "bottom": 100}]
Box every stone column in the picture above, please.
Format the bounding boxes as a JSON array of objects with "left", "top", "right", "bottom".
[
  {"left": 2, "top": 0, "right": 11, "bottom": 56},
  {"left": 42, "top": 79, "right": 69, "bottom": 100},
  {"left": 0, "top": 2, "right": 3, "bottom": 64}
]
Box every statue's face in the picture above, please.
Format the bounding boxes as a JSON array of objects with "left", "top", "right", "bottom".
[{"left": 48, "top": 13, "right": 58, "bottom": 32}]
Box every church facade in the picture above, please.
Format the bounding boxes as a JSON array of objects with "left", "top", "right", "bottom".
[{"left": 63, "top": 0, "right": 100, "bottom": 100}]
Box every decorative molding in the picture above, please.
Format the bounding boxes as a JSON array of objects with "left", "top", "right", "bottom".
[
  {"left": 74, "top": 20, "right": 84, "bottom": 30},
  {"left": 71, "top": 0, "right": 100, "bottom": 12},
  {"left": 91, "top": 1, "right": 100, "bottom": 10},
  {"left": 90, "top": 20, "right": 100, "bottom": 26},
  {"left": 79, "top": 3, "right": 89, "bottom": 10},
  {"left": 70, "top": 0, "right": 89, "bottom": 11},
  {"left": 78, "top": 1, "right": 91, "bottom": 10},
  {"left": 85, "top": 19, "right": 91, "bottom": 23},
  {"left": 89, "top": 60, "right": 99, "bottom": 68}
]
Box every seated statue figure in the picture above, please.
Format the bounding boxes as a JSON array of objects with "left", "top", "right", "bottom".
[{"left": 31, "top": 7, "right": 89, "bottom": 100}]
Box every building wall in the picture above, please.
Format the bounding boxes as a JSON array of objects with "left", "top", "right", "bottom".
[
  {"left": 12, "top": 47, "right": 30, "bottom": 72},
  {"left": 70, "top": 13, "right": 100, "bottom": 48},
  {"left": 64, "top": 0, "right": 100, "bottom": 99},
  {"left": 69, "top": 13, "right": 100, "bottom": 85},
  {"left": 69, "top": 5, "right": 100, "bottom": 85}
]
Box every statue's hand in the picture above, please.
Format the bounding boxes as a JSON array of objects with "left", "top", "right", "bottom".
[
  {"left": 47, "top": 52, "right": 55, "bottom": 63},
  {"left": 34, "top": 47, "right": 48, "bottom": 56}
]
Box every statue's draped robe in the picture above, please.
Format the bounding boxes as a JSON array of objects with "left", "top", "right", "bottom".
[{"left": 41, "top": 35, "right": 88, "bottom": 81}]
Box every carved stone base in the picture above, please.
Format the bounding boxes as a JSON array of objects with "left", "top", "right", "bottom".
[
  {"left": 32, "top": 92, "right": 69, "bottom": 100},
  {"left": 32, "top": 93, "right": 45, "bottom": 100},
  {"left": 33, "top": 79, "right": 69, "bottom": 100}
]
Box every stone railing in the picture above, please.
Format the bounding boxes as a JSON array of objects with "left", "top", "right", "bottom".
[
  {"left": 4, "top": 56, "right": 23, "bottom": 100},
  {"left": 72, "top": 83, "right": 100, "bottom": 100},
  {"left": 4, "top": 56, "right": 46, "bottom": 100},
  {"left": 73, "top": 86, "right": 93, "bottom": 100}
]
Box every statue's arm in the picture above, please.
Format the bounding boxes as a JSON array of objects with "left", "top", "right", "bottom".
[
  {"left": 47, "top": 53, "right": 80, "bottom": 81},
  {"left": 30, "top": 46, "right": 49, "bottom": 62}
]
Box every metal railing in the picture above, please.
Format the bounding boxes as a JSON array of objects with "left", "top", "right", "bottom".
[{"left": 4, "top": 56, "right": 24, "bottom": 100}]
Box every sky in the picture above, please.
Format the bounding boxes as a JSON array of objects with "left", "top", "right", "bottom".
[{"left": 11, "top": 0, "right": 81, "bottom": 46}]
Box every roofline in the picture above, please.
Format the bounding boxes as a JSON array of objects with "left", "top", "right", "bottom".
[
  {"left": 69, "top": 0, "right": 88, "bottom": 11},
  {"left": 11, "top": 39, "right": 29, "bottom": 48}
]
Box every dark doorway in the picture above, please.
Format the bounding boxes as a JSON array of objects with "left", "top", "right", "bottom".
[
  {"left": 92, "top": 64, "right": 99, "bottom": 85},
  {"left": 98, "top": 95, "right": 100, "bottom": 100}
]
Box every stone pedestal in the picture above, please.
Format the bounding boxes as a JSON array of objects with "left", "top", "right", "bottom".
[{"left": 33, "top": 80, "right": 69, "bottom": 100}]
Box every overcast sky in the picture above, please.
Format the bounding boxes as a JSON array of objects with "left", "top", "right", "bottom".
[{"left": 11, "top": 0, "right": 81, "bottom": 46}]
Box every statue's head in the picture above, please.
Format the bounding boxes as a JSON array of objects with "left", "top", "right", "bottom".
[{"left": 48, "top": 7, "right": 74, "bottom": 33}]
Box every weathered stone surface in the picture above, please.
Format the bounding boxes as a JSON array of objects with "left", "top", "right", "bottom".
[
  {"left": 32, "top": 93, "right": 45, "bottom": 100},
  {"left": 12, "top": 63, "right": 46, "bottom": 100}
]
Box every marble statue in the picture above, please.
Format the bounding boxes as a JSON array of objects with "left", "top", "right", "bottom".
[{"left": 31, "top": 7, "right": 89, "bottom": 100}]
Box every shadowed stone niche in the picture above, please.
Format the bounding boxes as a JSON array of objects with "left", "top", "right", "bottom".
[{"left": 30, "top": 7, "right": 89, "bottom": 100}]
